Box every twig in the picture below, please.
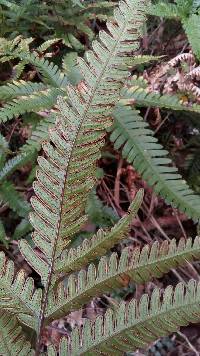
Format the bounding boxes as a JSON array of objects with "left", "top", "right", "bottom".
[
  {"left": 177, "top": 331, "right": 199, "bottom": 356},
  {"left": 173, "top": 208, "right": 187, "bottom": 239},
  {"left": 154, "top": 113, "right": 169, "bottom": 134},
  {"left": 114, "top": 158, "right": 123, "bottom": 206}
]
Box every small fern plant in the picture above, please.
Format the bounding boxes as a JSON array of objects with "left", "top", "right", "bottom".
[{"left": 2, "top": 0, "right": 200, "bottom": 355}]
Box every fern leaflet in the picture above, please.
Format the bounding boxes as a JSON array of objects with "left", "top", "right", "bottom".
[
  {"left": 0, "top": 181, "right": 31, "bottom": 218},
  {"left": 122, "top": 85, "right": 200, "bottom": 114},
  {"left": 183, "top": 15, "right": 200, "bottom": 60},
  {"left": 0, "top": 88, "right": 63, "bottom": 124},
  {"left": 0, "top": 81, "right": 46, "bottom": 101},
  {"left": 0, "top": 251, "right": 42, "bottom": 330},
  {"left": 46, "top": 236, "right": 200, "bottom": 322},
  {"left": 56, "top": 189, "right": 143, "bottom": 274},
  {"left": 48, "top": 279, "right": 200, "bottom": 355},
  {"left": 0, "top": 311, "right": 34, "bottom": 356},
  {"left": 0, "top": 153, "right": 33, "bottom": 183},
  {"left": 109, "top": 105, "right": 200, "bottom": 220}
]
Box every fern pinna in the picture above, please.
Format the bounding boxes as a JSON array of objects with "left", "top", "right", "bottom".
[{"left": 1, "top": 0, "right": 200, "bottom": 355}]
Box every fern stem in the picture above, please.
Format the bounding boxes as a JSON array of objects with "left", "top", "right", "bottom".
[{"left": 35, "top": 168, "right": 68, "bottom": 355}]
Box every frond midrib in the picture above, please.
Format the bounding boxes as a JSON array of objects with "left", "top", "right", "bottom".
[
  {"left": 46, "top": 3, "right": 136, "bottom": 279},
  {"left": 38, "top": 5, "right": 145, "bottom": 341}
]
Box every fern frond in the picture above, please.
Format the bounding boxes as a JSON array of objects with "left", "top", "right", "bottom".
[
  {"left": 20, "top": 0, "right": 148, "bottom": 286},
  {"left": 0, "top": 152, "right": 32, "bottom": 183},
  {"left": 0, "top": 35, "right": 21, "bottom": 54},
  {"left": 18, "top": 52, "right": 68, "bottom": 88},
  {"left": 130, "top": 74, "right": 148, "bottom": 88},
  {"left": 49, "top": 279, "right": 200, "bottom": 355},
  {"left": 0, "top": 114, "right": 56, "bottom": 183},
  {"left": 0, "top": 311, "right": 34, "bottom": 356},
  {"left": 0, "top": 37, "right": 68, "bottom": 87},
  {"left": 0, "top": 181, "right": 31, "bottom": 218},
  {"left": 122, "top": 85, "right": 200, "bottom": 114},
  {"left": 0, "top": 133, "right": 8, "bottom": 168},
  {"left": 0, "top": 251, "right": 41, "bottom": 330},
  {"left": 86, "top": 188, "right": 119, "bottom": 227},
  {"left": 109, "top": 105, "right": 200, "bottom": 220},
  {"left": 147, "top": 2, "right": 179, "bottom": 18},
  {"left": 19, "top": 0, "right": 148, "bottom": 343},
  {"left": 118, "top": 55, "right": 163, "bottom": 69},
  {"left": 183, "top": 15, "right": 200, "bottom": 59},
  {"left": 0, "top": 219, "right": 8, "bottom": 248},
  {"left": 21, "top": 114, "right": 56, "bottom": 153},
  {"left": 46, "top": 236, "right": 200, "bottom": 322},
  {"left": 148, "top": 2, "right": 200, "bottom": 60},
  {"left": 0, "top": 88, "right": 63, "bottom": 123},
  {"left": 130, "top": 54, "right": 163, "bottom": 66},
  {"left": 13, "top": 218, "right": 32, "bottom": 240},
  {"left": 56, "top": 189, "right": 143, "bottom": 274},
  {"left": 0, "top": 80, "right": 46, "bottom": 101},
  {"left": 37, "top": 38, "right": 61, "bottom": 53}
]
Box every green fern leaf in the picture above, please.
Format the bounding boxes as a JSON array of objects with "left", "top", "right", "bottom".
[
  {"left": 0, "top": 181, "right": 31, "bottom": 218},
  {"left": 56, "top": 189, "right": 143, "bottom": 274},
  {"left": 0, "top": 81, "right": 46, "bottom": 101},
  {"left": 0, "top": 218, "right": 8, "bottom": 248},
  {"left": 0, "top": 311, "right": 34, "bottom": 356},
  {"left": 13, "top": 218, "right": 32, "bottom": 240},
  {"left": 0, "top": 0, "right": 20, "bottom": 11},
  {"left": 0, "top": 152, "right": 33, "bottom": 183},
  {"left": 0, "top": 88, "right": 63, "bottom": 123},
  {"left": 0, "top": 36, "right": 68, "bottom": 87},
  {"left": 183, "top": 15, "right": 200, "bottom": 59},
  {"left": 130, "top": 74, "right": 148, "bottom": 88},
  {"left": 0, "top": 133, "right": 9, "bottom": 168},
  {"left": 20, "top": 114, "right": 56, "bottom": 153},
  {"left": 122, "top": 85, "right": 200, "bottom": 114},
  {"left": 0, "top": 114, "right": 56, "bottom": 183},
  {"left": 18, "top": 52, "right": 68, "bottom": 88},
  {"left": 20, "top": 0, "right": 148, "bottom": 285},
  {"left": 121, "top": 54, "right": 163, "bottom": 69},
  {"left": 148, "top": 2, "right": 200, "bottom": 60},
  {"left": 86, "top": 188, "right": 119, "bottom": 227},
  {"left": 49, "top": 279, "right": 200, "bottom": 355},
  {"left": 37, "top": 38, "right": 61, "bottom": 53},
  {"left": 109, "top": 105, "right": 200, "bottom": 221},
  {"left": 46, "top": 236, "right": 200, "bottom": 321},
  {"left": 0, "top": 251, "right": 41, "bottom": 330},
  {"left": 19, "top": 0, "right": 148, "bottom": 344},
  {"left": 147, "top": 2, "right": 179, "bottom": 18}
]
